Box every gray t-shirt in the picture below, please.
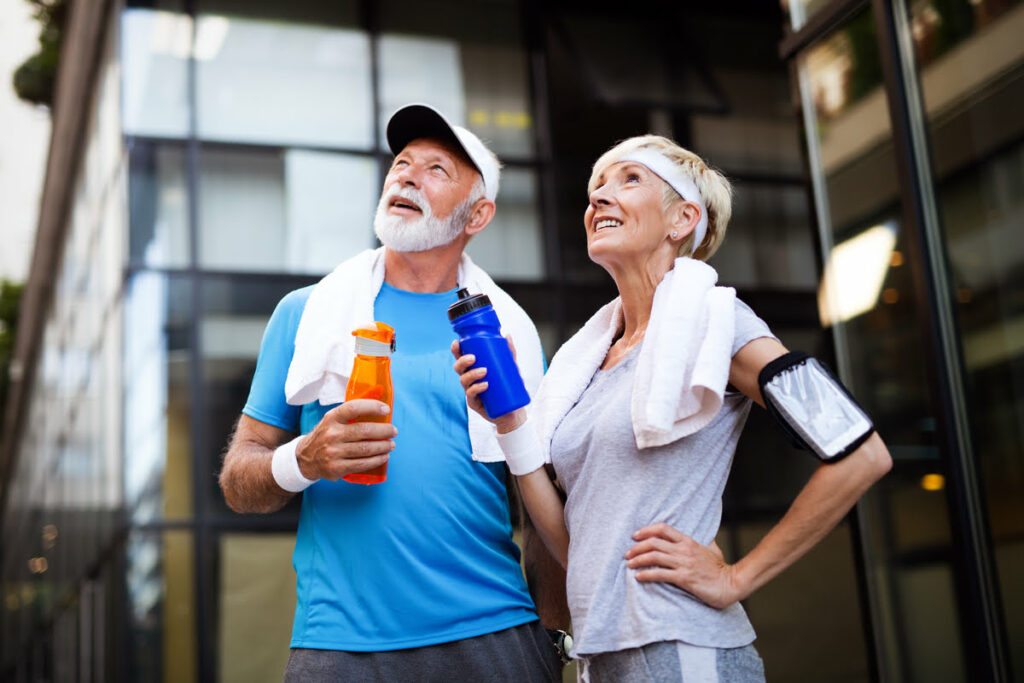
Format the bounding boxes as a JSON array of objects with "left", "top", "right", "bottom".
[{"left": 550, "top": 299, "right": 775, "bottom": 657}]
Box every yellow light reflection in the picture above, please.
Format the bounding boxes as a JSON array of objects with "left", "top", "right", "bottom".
[
  {"left": 469, "top": 109, "right": 490, "bottom": 126},
  {"left": 921, "top": 473, "right": 945, "bottom": 491},
  {"left": 818, "top": 223, "right": 897, "bottom": 327}
]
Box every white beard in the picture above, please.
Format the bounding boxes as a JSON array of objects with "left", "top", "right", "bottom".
[{"left": 373, "top": 184, "right": 469, "bottom": 252}]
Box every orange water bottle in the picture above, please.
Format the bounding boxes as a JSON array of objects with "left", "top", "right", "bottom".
[{"left": 342, "top": 322, "right": 396, "bottom": 485}]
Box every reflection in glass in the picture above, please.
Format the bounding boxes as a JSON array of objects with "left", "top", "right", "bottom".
[
  {"left": 195, "top": 14, "right": 373, "bottom": 148},
  {"left": 129, "top": 142, "right": 190, "bottom": 267},
  {"left": 121, "top": 8, "right": 191, "bottom": 138},
  {"left": 555, "top": 9, "right": 726, "bottom": 116},
  {"left": 713, "top": 183, "right": 816, "bottom": 290},
  {"left": 691, "top": 68, "right": 804, "bottom": 177},
  {"left": 800, "top": 8, "right": 967, "bottom": 681},
  {"left": 466, "top": 168, "right": 543, "bottom": 281},
  {"left": 783, "top": 0, "right": 836, "bottom": 30},
  {"left": 818, "top": 222, "right": 897, "bottom": 326},
  {"left": 909, "top": 0, "right": 1023, "bottom": 69},
  {"left": 198, "top": 147, "right": 377, "bottom": 274},
  {"left": 217, "top": 533, "right": 296, "bottom": 681},
  {"left": 123, "top": 273, "right": 193, "bottom": 522},
  {"left": 377, "top": 36, "right": 536, "bottom": 157},
  {"left": 914, "top": 1, "right": 1024, "bottom": 670},
  {"left": 199, "top": 276, "right": 312, "bottom": 520},
  {"left": 126, "top": 530, "right": 196, "bottom": 683},
  {"left": 378, "top": 34, "right": 466, "bottom": 137}
]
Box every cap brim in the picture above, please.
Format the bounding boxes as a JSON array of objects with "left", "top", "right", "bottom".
[
  {"left": 386, "top": 104, "right": 463, "bottom": 161},
  {"left": 385, "top": 103, "right": 498, "bottom": 201}
]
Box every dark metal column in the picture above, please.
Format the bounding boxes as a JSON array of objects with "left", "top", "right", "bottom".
[
  {"left": 183, "top": 1, "right": 214, "bottom": 680},
  {"left": 870, "top": 0, "right": 1010, "bottom": 679},
  {"left": 521, "top": 0, "right": 566, "bottom": 343}
]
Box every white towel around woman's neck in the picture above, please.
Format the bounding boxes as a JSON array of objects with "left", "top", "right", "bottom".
[
  {"left": 284, "top": 246, "right": 545, "bottom": 463},
  {"left": 533, "top": 257, "right": 735, "bottom": 455}
]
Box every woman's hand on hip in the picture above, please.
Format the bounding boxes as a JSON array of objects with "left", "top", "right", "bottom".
[{"left": 625, "top": 523, "right": 743, "bottom": 610}]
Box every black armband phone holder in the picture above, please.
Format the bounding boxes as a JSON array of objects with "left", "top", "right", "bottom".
[{"left": 758, "top": 351, "right": 875, "bottom": 463}]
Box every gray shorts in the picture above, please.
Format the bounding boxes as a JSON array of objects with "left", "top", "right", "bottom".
[
  {"left": 581, "top": 640, "right": 765, "bottom": 683},
  {"left": 283, "top": 621, "right": 563, "bottom": 682}
]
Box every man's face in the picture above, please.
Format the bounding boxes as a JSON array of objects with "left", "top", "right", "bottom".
[{"left": 372, "top": 138, "right": 481, "bottom": 252}]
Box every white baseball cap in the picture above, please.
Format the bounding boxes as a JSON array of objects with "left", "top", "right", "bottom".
[{"left": 385, "top": 104, "right": 500, "bottom": 202}]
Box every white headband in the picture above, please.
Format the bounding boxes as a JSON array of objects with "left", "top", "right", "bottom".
[{"left": 619, "top": 148, "right": 708, "bottom": 255}]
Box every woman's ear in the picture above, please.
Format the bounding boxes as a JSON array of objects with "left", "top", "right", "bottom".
[
  {"left": 669, "top": 201, "right": 701, "bottom": 241},
  {"left": 464, "top": 199, "right": 496, "bottom": 236}
]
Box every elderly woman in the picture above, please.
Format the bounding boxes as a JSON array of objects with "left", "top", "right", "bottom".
[{"left": 453, "top": 135, "right": 892, "bottom": 682}]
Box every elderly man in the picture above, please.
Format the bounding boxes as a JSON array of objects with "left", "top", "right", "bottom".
[{"left": 219, "top": 104, "right": 564, "bottom": 681}]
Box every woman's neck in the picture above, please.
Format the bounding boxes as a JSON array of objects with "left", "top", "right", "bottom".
[{"left": 606, "top": 251, "right": 676, "bottom": 340}]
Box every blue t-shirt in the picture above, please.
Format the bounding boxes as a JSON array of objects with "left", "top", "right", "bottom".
[{"left": 242, "top": 283, "right": 538, "bottom": 651}]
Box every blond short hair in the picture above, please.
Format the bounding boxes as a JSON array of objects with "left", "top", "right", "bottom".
[{"left": 588, "top": 135, "right": 732, "bottom": 261}]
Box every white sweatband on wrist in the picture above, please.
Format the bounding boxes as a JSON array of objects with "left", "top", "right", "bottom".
[
  {"left": 495, "top": 419, "right": 546, "bottom": 476},
  {"left": 272, "top": 436, "right": 318, "bottom": 493}
]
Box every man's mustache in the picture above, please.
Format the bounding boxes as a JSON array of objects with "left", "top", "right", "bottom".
[{"left": 379, "top": 184, "right": 433, "bottom": 216}]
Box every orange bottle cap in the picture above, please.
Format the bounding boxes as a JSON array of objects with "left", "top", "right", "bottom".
[{"left": 352, "top": 322, "right": 396, "bottom": 353}]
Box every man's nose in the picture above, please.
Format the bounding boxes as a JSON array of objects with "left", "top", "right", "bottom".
[{"left": 394, "top": 164, "right": 420, "bottom": 187}]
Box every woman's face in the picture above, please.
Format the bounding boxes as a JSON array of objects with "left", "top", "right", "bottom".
[{"left": 584, "top": 161, "right": 671, "bottom": 268}]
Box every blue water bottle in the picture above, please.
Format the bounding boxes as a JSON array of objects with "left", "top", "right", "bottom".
[{"left": 448, "top": 287, "right": 531, "bottom": 419}]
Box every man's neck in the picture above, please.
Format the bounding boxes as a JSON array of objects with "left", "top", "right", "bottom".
[{"left": 382, "top": 242, "right": 465, "bottom": 293}]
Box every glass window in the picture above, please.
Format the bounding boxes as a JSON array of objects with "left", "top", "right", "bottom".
[
  {"left": 195, "top": 0, "right": 360, "bottom": 26},
  {"left": 129, "top": 142, "right": 190, "bottom": 268},
  {"left": 912, "top": 0, "right": 1024, "bottom": 672},
  {"left": 125, "top": 530, "right": 196, "bottom": 683},
  {"left": 121, "top": 7, "right": 191, "bottom": 138},
  {"left": 378, "top": 34, "right": 467, "bottom": 133},
  {"left": 798, "top": 8, "right": 968, "bottom": 680},
  {"left": 466, "top": 167, "right": 544, "bottom": 281},
  {"left": 713, "top": 183, "right": 817, "bottom": 290},
  {"left": 377, "top": 0, "right": 535, "bottom": 158},
  {"left": 123, "top": 273, "right": 194, "bottom": 523},
  {"left": 723, "top": 321, "right": 871, "bottom": 678},
  {"left": 197, "top": 147, "right": 378, "bottom": 274},
  {"left": 217, "top": 533, "right": 296, "bottom": 681},
  {"left": 553, "top": 8, "right": 725, "bottom": 115},
  {"left": 783, "top": 0, "right": 838, "bottom": 30},
  {"left": 194, "top": 13, "right": 373, "bottom": 148},
  {"left": 198, "top": 275, "right": 311, "bottom": 521},
  {"left": 691, "top": 68, "right": 805, "bottom": 177}
]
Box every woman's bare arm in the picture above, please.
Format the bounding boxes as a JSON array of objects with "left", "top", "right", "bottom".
[{"left": 626, "top": 337, "right": 892, "bottom": 607}]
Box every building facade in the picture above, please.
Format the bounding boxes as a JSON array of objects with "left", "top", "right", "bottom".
[{"left": 1, "top": 0, "right": 1021, "bottom": 681}]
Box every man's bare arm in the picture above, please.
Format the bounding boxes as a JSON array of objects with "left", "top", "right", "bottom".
[
  {"left": 220, "top": 415, "right": 297, "bottom": 514},
  {"left": 220, "top": 400, "right": 397, "bottom": 514}
]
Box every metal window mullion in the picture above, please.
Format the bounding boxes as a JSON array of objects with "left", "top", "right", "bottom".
[
  {"left": 870, "top": 0, "right": 1010, "bottom": 679},
  {"left": 183, "top": 2, "right": 213, "bottom": 682},
  {"left": 521, "top": 0, "right": 565, "bottom": 343},
  {"left": 791, "top": 19, "right": 893, "bottom": 682},
  {"left": 781, "top": 0, "right": 869, "bottom": 58},
  {"left": 366, "top": 0, "right": 386, "bottom": 195}
]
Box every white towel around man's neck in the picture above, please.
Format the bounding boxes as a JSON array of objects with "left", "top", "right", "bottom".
[
  {"left": 533, "top": 257, "right": 736, "bottom": 455},
  {"left": 284, "top": 246, "right": 545, "bottom": 463}
]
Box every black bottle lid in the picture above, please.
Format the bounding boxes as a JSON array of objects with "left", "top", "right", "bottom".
[{"left": 447, "top": 286, "right": 492, "bottom": 321}]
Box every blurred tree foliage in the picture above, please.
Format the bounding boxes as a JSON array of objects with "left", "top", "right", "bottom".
[
  {"left": 12, "top": 0, "right": 68, "bottom": 108},
  {"left": 0, "top": 280, "right": 25, "bottom": 440}
]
